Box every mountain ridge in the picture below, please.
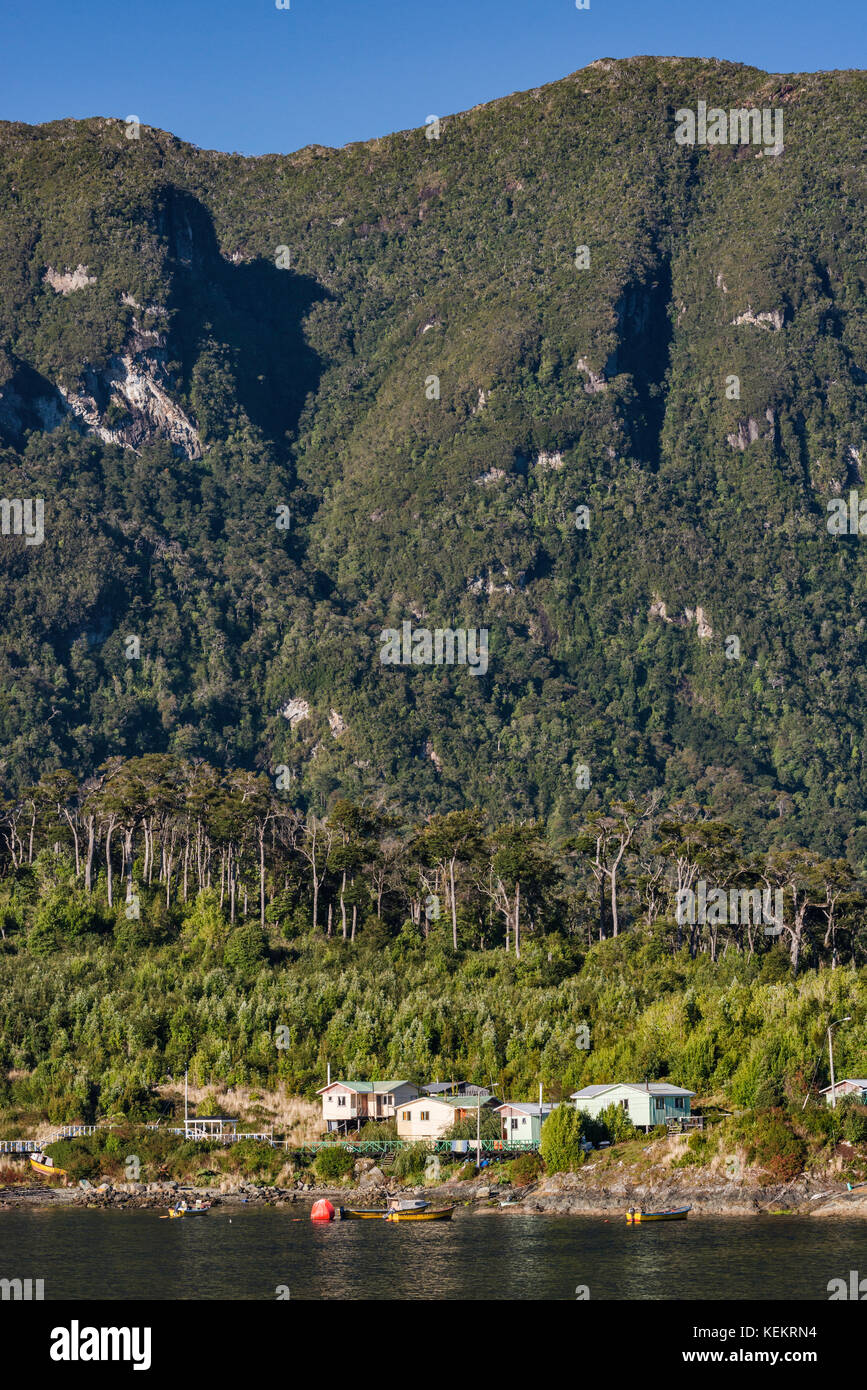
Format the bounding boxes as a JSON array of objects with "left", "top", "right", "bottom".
[{"left": 0, "top": 56, "right": 865, "bottom": 860}]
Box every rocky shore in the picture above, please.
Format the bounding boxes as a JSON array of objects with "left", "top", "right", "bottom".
[
  {"left": 2, "top": 1168, "right": 866, "bottom": 1217},
  {"left": 510, "top": 1169, "right": 867, "bottom": 1218}
]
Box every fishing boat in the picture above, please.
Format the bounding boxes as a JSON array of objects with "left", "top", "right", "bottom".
[
  {"left": 626, "top": 1205, "right": 690, "bottom": 1223},
  {"left": 30, "top": 1153, "right": 66, "bottom": 1179},
  {"left": 384, "top": 1205, "right": 454, "bottom": 1222},
  {"left": 341, "top": 1196, "right": 429, "bottom": 1220},
  {"left": 160, "top": 1199, "right": 211, "bottom": 1219}
]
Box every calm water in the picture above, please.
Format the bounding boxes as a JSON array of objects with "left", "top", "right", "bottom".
[{"left": 1, "top": 1207, "right": 865, "bottom": 1300}]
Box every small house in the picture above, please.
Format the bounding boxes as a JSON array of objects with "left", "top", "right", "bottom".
[
  {"left": 317, "top": 1080, "right": 418, "bottom": 1133},
  {"left": 396, "top": 1094, "right": 492, "bottom": 1142},
  {"left": 495, "top": 1101, "right": 557, "bottom": 1144},
  {"left": 820, "top": 1078, "right": 867, "bottom": 1107},
  {"left": 571, "top": 1083, "right": 695, "bottom": 1132}
]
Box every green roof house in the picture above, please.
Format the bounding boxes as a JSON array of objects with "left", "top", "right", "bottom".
[
  {"left": 571, "top": 1082, "right": 695, "bottom": 1132},
  {"left": 317, "top": 1079, "right": 419, "bottom": 1132}
]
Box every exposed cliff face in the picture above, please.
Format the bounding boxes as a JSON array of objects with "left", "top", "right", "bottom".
[
  {"left": 0, "top": 300, "right": 201, "bottom": 458},
  {"left": 57, "top": 346, "right": 202, "bottom": 459}
]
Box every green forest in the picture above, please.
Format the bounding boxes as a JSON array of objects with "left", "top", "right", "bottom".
[
  {"left": 0, "top": 58, "right": 866, "bottom": 850},
  {"left": 0, "top": 57, "right": 866, "bottom": 1127},
  {"left": 0, "top": 758, "right": 863, "bottom": 1124}
]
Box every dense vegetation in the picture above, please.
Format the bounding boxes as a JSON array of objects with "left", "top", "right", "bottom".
[
  {"left": 0, "top": 58, "right": 865, "bottom": 856},
  {"left": 0, "top": 58, "right": 866, "bottom": 1131},
  {"left": 0, "top": 766, "right": 864, "bottom": 1125}
]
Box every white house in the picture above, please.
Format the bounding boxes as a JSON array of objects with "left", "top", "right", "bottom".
[
  {"left": 396, "top": 1094, "right": 491, "bottom": 1142},
  {"left": 495, "top": 1101, "right": 556, "bottom": 1145},
  {"left": 571, "top": 1082, "right": 695, "bottom": 1132},
  {"left": 820, "top": 1078, "right": 867, "bottom": 1107},
  {"left": 317, "top": 1080, "right": 418, "bottom": 1133}
]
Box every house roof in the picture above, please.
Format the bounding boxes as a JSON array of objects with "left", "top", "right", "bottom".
[
  {"left": 819, "top": 1079, "right": 867, "bottom": 1092},
  {"left": 494, "top": 1102, "right": 557, "bottom": 1116},
  {"left": 422, "top": 1080, "right": 490, "bottom": 1095},
  {"left": 192, "top": 1115, "right": 238, "bottom": 1122},
  {"left": 570, "top": 1082, "right": 695, "bottom": 1099},
  {"left": 400, "top": 1095, "right": 487, "bottom": 1109},
  {"left": 316, "top": 1080, "right": 412, "bottom": 1095}
]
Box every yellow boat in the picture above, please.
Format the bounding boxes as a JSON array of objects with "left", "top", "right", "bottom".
[
  {"left": 626, "top": 1206, "right": 690, "bottom": 1223},
  {"left": 340, "top": 1207, "right": 393, "bottom": 1220},
  {"left": 384, "top": 1205, "right": 454, "bottom": 1222},
  {"left": 30, "top": 1154, "right": 66, "bottom": 1179}
]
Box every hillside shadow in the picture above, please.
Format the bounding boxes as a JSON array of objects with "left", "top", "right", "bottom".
[{"left": 157, "top": 187, "right": 329, "bottom": 447}]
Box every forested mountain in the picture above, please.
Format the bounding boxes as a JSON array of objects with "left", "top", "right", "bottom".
[{"left": 1, "top": 56, "right": 866, "bottom": 860}]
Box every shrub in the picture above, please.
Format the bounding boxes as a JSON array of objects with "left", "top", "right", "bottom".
[
  {"left": 357, "top": 1119, "right": 397, "bottom": 1141},
  {"left": 594, "top": 1102, "right": 638, "bottom": 1144},
  {"left": 391, "top": 1142, "right": 431, "bottom": 1180},
  {"left": 224, "top": 923, "right": 269, "bottom": 971},
  {"left": 314, "top": 1146, "right": 355, "bottom": 1182},
  {"left": 540, "top": 1106, "right": 585, "bottom": 1173},
  {"left": 671, "top": 1131, "right": 713, "bottom": 1168},
  {"left": 749, "top": 1110, "right": 807, "bottom": 1184},
  {"left": 509, "top": 1151, "right": 543, "bottom": 1184},
  {"left": 840, "top": 1101, "right": 867, "bottom": 1145}
]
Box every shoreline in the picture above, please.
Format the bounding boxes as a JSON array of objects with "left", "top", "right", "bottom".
[{"left": 3, "top": 1173, "right": 866, "bottom": 1218}]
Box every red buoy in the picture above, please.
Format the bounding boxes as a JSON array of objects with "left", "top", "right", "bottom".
[{"left": 310, "top": 1199, "right": 335, "bottom": 1222}]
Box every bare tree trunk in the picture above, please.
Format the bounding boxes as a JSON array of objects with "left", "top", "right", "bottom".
[
  {"left": 63, "top": 808, "right": 81, "bottom": 877},
  {"left": 85, "top": 817, "right": 96, "bottom": 891},
  {"left": 259, "top": 826, "right": 266, "bottom": 929},
  {"left": 105, "top": 822, "right": 115, "bottom": 907},
  {"left": 449, "top": 857, "right": 458, "bottom": 950},
  {"left": 514, "top": 879, "right": 521, "bottom": 959}
]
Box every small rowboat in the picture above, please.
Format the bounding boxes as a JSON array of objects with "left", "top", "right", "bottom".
[
  {"left": 626, "top": 1206, "right": 690, "bottom": 1223},
  {"left": 384, "top": 1205, "right": 454, "bottom": 1222},
  {"left": 30, "top": 1154, "right": 66, "bottom": 1178},
  {"left": 341, "top": 1197, "right": 431, "bottom": 1220},
  {"left": 160, "top": 1200, "right": 211, "bottom": 1219}
]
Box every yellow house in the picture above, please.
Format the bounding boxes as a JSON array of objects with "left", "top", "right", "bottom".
[{"left": 396, "top": 1095, "right": 489, "bottom": 1142}]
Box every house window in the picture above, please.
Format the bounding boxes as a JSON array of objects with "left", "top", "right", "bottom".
[
  {"left": 402, "top": 1111, "right": 410, "bottom": 1122},
  {"left": 674, "top": 1098, "right": 684, "bottom": 1110},
  {"left": 337, "top": 1096, "right": 346, "bottom": 1107},
  {"left": 511, "top": 1118, "right": 519, "bottom": 1130},
  {"left": 521, "top": 1117, "right": 527, "bottom": 1125},
  {"left": 420, "top": 1111, "right": 430, "bottom": 1121},
  {"left": 620, "top": 1099, "right": 629, "bottom": 1111},
  {"left": 655, "top": 1097, "right": 665, "bottom": 1108}
]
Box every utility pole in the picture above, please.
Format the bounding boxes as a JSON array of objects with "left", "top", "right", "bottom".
[
  {"left": 184, "top": 1068, "right": 189, "bottom": 1137},
  {"left": 476, "top": 1082, "right": 501, "bottom": 1169},
  {"left": 828, "top": 1017, "right": 851, "bottom": 1108}
]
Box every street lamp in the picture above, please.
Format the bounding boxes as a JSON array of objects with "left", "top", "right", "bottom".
[{"left": 828, "top": 1017, "right": 851, "bottom": 1109}]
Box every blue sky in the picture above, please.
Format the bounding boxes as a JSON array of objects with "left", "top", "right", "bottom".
[{"left": 1, "top": 0, "right": 863, "bottom": 156}]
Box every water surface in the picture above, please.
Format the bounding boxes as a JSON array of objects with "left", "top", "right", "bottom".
[{"left": 1, "top": 1208, "right": 864, "bottom": 1300}]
